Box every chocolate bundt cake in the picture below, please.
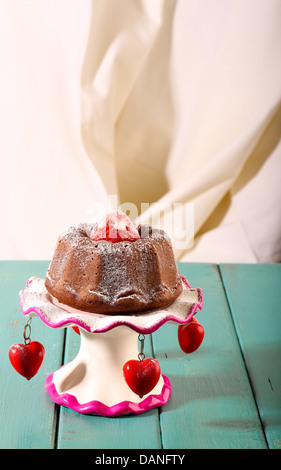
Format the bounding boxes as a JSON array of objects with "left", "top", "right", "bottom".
[{"left": 45, "top": 211, "right": 182, "bottom": 314}]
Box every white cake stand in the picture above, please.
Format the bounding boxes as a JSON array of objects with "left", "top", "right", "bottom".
[{"left": 19, "top": 275, "right": 203, "bottom": 417}]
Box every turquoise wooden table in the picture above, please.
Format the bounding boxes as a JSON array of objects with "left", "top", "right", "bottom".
[{"left": 0, "top": 261, "right": 280, "bottom": 449}]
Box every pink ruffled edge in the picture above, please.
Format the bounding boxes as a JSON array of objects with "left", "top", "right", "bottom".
[
  {"left": 19, "top": 275, "right": 203, "bottom": 335},
  {"left": 45, "top": 372, "right": 172, "bottom": 417}
]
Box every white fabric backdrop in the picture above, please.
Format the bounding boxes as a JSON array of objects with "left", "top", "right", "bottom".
[{"left": 1, "top": 0, "right": 281, "bottom": 263}]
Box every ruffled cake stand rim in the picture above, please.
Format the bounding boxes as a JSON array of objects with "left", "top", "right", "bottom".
[{"left": 19, "top": 275, "right": 203, "bottom": 335}]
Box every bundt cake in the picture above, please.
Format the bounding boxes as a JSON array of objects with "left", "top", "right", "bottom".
[{"left": 45, "top": 211, "right": 183, "bottom": 314}]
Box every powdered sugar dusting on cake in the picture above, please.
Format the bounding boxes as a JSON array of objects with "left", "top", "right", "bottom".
[{"left": 45, "top": 219, "right": 182, "bottom": 314}]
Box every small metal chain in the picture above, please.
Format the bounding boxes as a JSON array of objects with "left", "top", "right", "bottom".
[
  {"left": 138, "top": 334, "right": 145, "bottom": 361},
  {"left": 23, "top": 317, "right": 32, "bottom": 345}
]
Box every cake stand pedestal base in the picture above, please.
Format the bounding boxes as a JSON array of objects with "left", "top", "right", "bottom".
[
  {"left": 19, "top": 275, "right": 203, "bottom": 417},
  {"left": 45, "top": 326, "right": 171, "bottom": 417}
]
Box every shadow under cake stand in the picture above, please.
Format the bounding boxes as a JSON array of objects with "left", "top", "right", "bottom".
[{"left": 19, "top": 275, "right": 203, "bottom": 417}]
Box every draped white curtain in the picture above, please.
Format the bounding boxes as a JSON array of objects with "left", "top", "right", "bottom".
[{"left": 1, "top": 0, "right": 281, "bottom": 262}]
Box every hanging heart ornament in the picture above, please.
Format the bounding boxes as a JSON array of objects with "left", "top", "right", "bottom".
[
  {"left": 177, "top": 316, "right": 204, "bottom": 353},
  {"left": 123, "top": 358, "right": 161, "bottom": 399},
  {"left": 123, "top": 334, "right": 161, "bottom": 398},
  {"left": 9, "top": 341, "right": 45, "bottom": 380},
  {"left": 8, "top": 318, "right": 45, "bottom": 380}
]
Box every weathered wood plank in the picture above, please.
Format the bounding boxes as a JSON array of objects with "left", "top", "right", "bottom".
[
  {"left": 2, "top": 261, "right": 275, "bottom": 449},
  {"left": 152, "top": 263, "right": 267, "bottom": 449},
  {"left": 56, "top": 328, "right": 161, "bottom": 449},
  {"left": 220, "top": 263, "right": 281, "bottom": 449},
  {"left": 0, "top": 261, "right": 64, "bottom": 449}
]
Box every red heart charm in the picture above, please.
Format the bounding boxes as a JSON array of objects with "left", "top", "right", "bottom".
[
  {"left": 9, "top": 341, "right": 45, "bottom": 380},
  {"left": 123, "top": 358, "right": 161, "bottom": 398},
  {"left": 178, "top": 317, "right": 204, "bottom": 354},
  {"left": 72, "top": 326, "right": 80, "bottom": 335}
]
